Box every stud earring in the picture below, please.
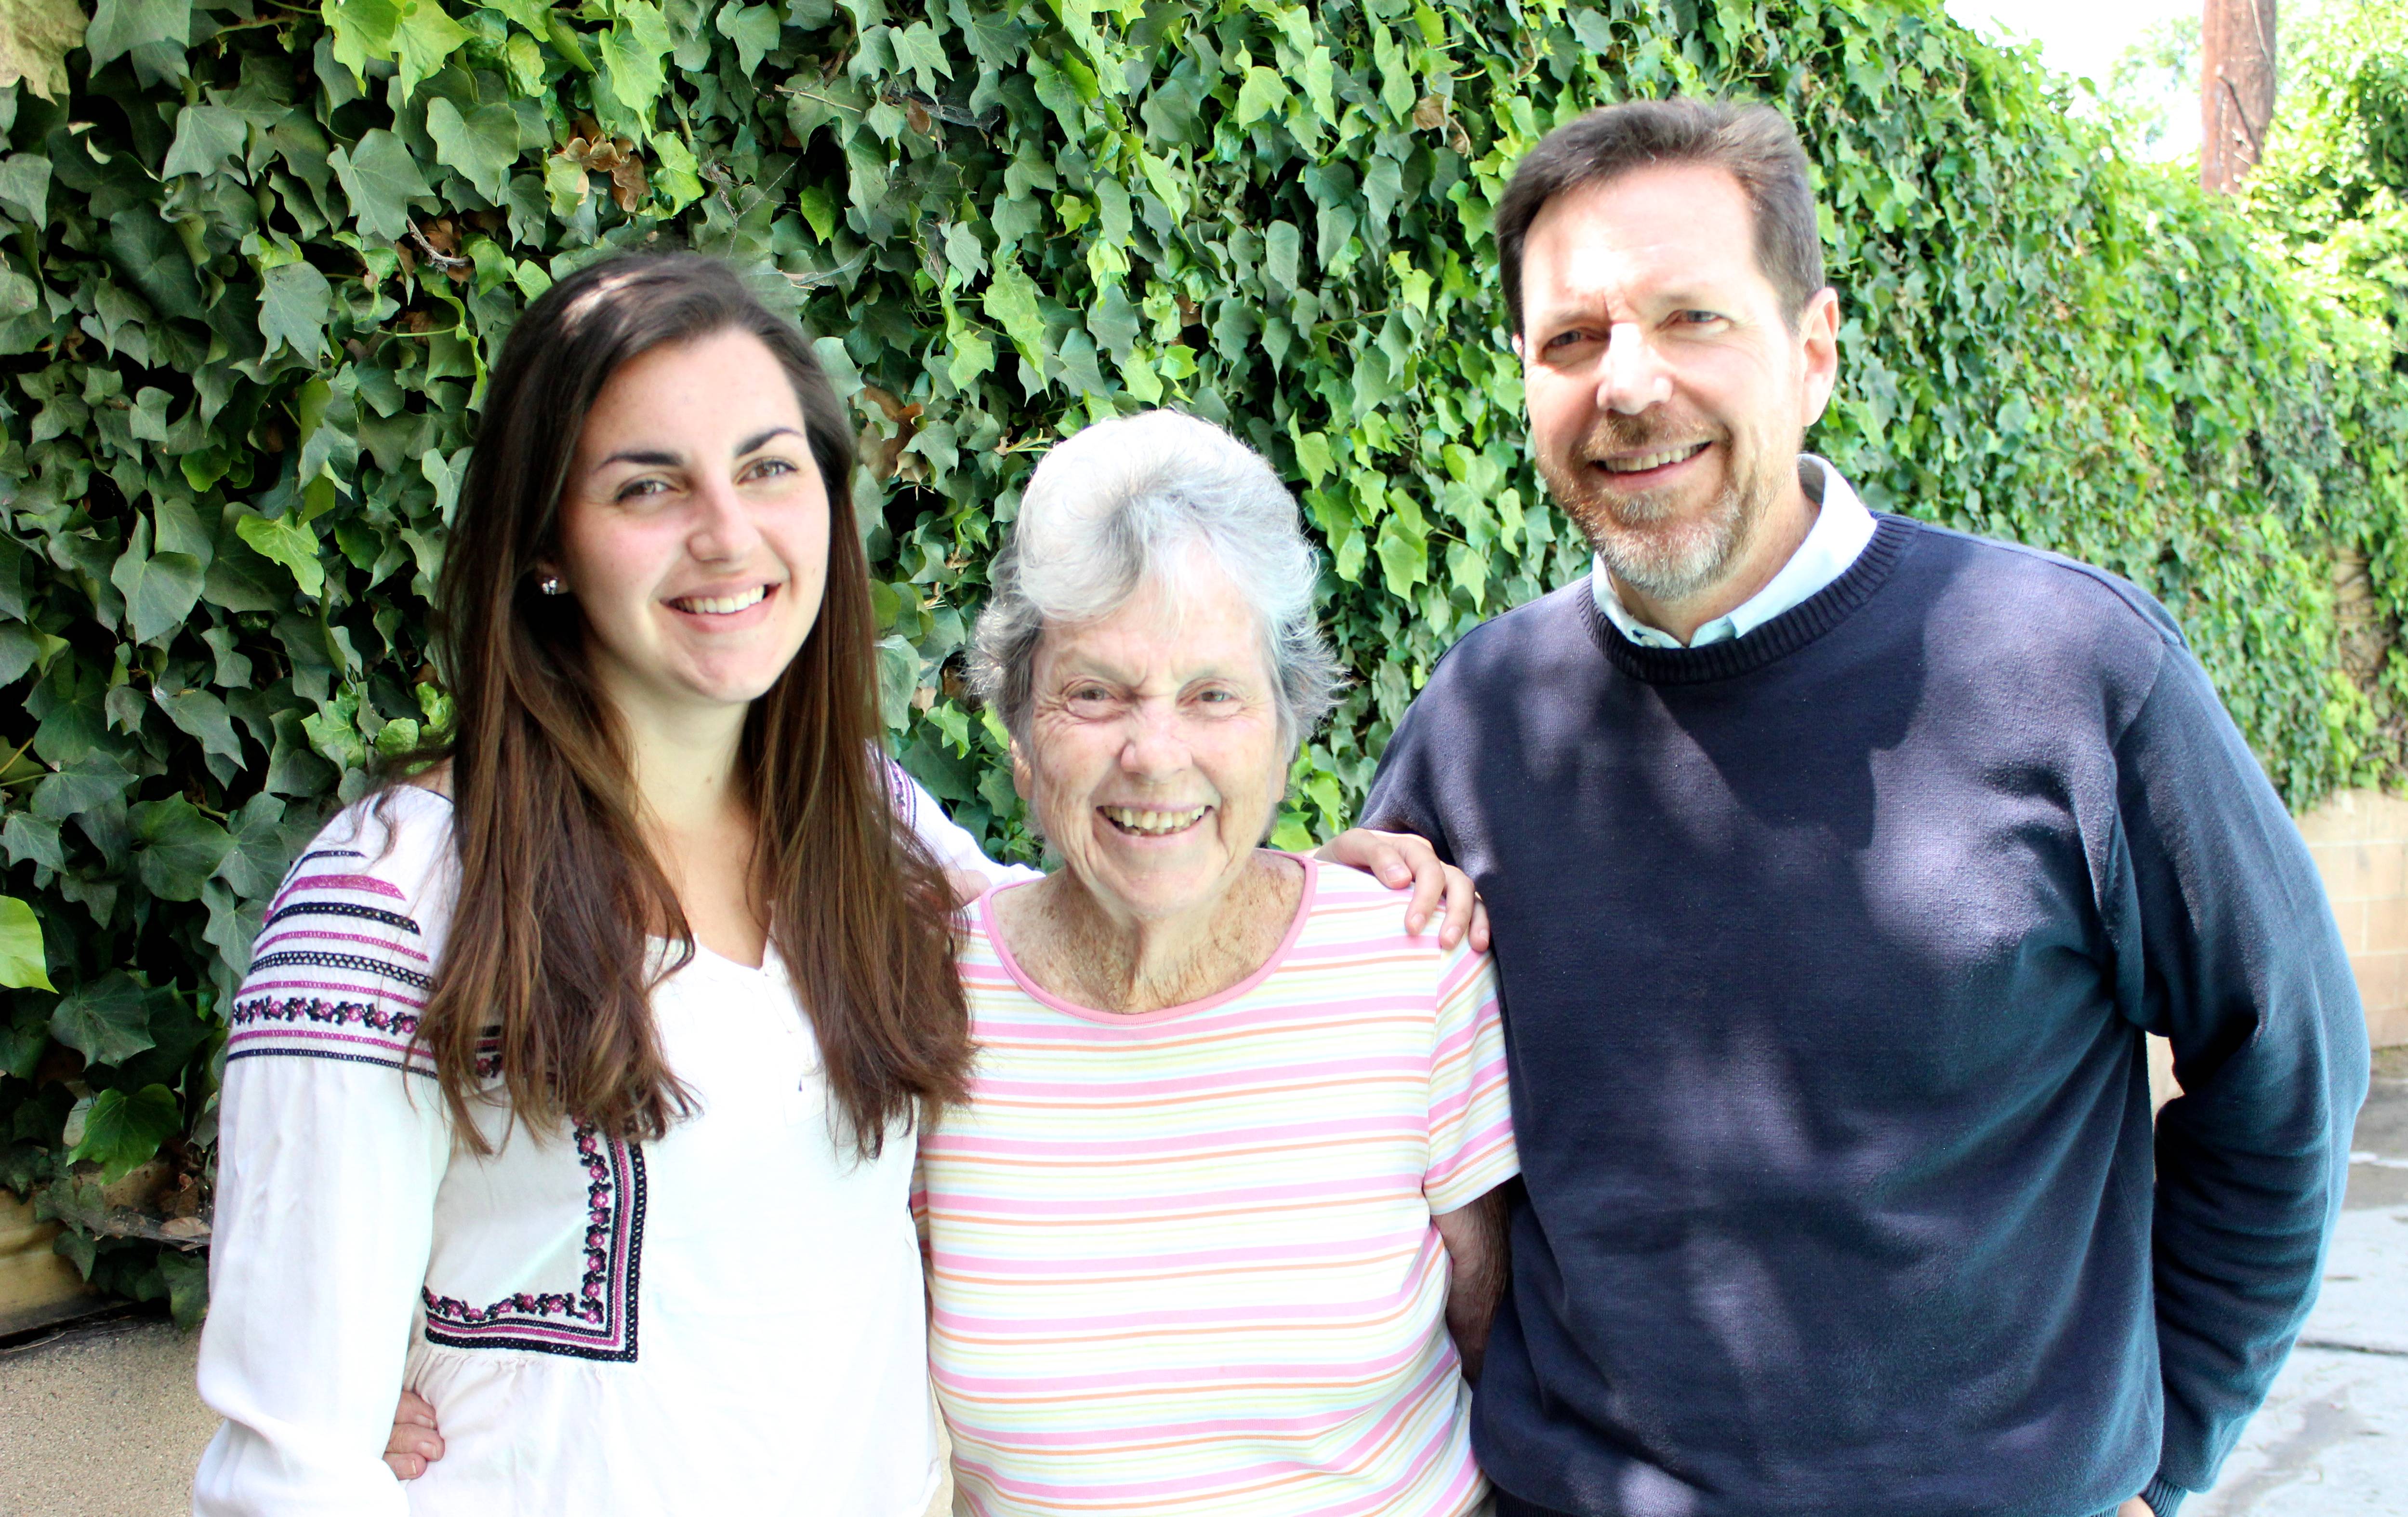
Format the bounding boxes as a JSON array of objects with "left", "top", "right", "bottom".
[{"left": 538, "top": 576, "right": 566, "bottom": 596}]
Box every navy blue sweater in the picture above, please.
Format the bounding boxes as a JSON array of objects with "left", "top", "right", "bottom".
[{"left": 1363, "top": 514, "right": 2367, "bottom": 1517}]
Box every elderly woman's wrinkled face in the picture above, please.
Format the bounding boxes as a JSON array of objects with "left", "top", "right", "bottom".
[{"left": 1013, "top": 549, "right": 1288, "bottom": 925}]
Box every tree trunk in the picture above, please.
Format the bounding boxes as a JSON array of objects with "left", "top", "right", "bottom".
[{"left": 2201, "top": 0, "right": 2277, "bottom": 191}]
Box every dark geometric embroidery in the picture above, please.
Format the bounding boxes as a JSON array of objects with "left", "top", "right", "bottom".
[
  {"left": 422, "top": 1125, "right": 646, "bottom": 1363},
  {"left": 246, "top": 948, "right": 434, "bottom": 991},
  {"left": 265, "top": 899, "right": 421, "bottom": 933}
]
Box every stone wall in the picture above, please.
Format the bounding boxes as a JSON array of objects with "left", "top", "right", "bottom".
[{"left": 2299, "top": 788, "right": 2408, "bottom": 1050}]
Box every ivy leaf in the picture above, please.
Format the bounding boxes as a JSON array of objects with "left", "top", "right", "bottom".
[
  {"left": 157, "top": 686, "right": 246, "bottom": 770},
  {"left": 544, "top": 12, "right": 594, "bottom": 72},
  {"left": 600, "top": 0, "right": 672, "bottom": 117},
  {"left": 0, "top": 0, "right": 85, "bottom": 99},
  {"left": 946, "top": 327, "right": 994, "bottom": 389},
  {"left": 1375, "top": 513, "right": 1429, "bottom": 595},
  {"left": 0, "top": 154, "right": 53, "bottom": 222},
  {"left": 1236, "top": 65, "right": 1288, "bottom": 126},
  {"left": 1265, "top": 219, "right": 1302, "bottom": 294},
  {"left": 324, "top": 0, "right": 400, "bottom": 80},
  {"left": 651, "top": 133, "right": 703, "bottom": 212},
  {"left": 215, "top": 792, "right": 301, "bottom": 899},
  {"left": 66, "top": 1084, "right": 182, "bottom": 1184},
  {"left": 542, "top": 149, "right": 590, "bottom": 215},
  {"left": 890, "top": 19, "right": 953, "bottom": 92},
  {"left": 302, "top": 705, "right": 369, "bottom": 770},
  {"left": 84, "top": 0, "right": 189, "bottom": 71},
  {"left": 258, "top": 261, "right": 334, "bottom": 365},
  {"left": 425, "top": 97, "right": 519, "bottom": 205},
  {"left": 0, "top": 896, "right": 53, "bottom": 991},
  {"left": 980, "top": 256, "right": 1048, "bottom": 370},
  {"left": 1300, "top": 44, "right": 1336, "bottom": 126},
  {"left": 162, "top": 104, "right": 249, "bottom": 180},
  {"left": 159, "top": 1250, "right": 209, "bottom": 1331},
  {"left": 131, "top": 795, "right": 236, "bottom": 902},
  {"left": 110, "top": 540, "right": 206, "bottom": 646},
  {"left": 392, "top": 0, "right": 472, "bottom": 98},
  {"left": 50, "top": 972, "right": 159, "bottom": 1067},
  {"left": 331, "top": 129, "right": 432, "bottom": 241},
  {"left": 4, "top": 812, "right": 62, "bottom": 879},
  {"left": 32, "top": 752, "right": 138, "bottom": 822},
  {"left": 713, "top": 1, "right": 780, "bottom": 74},
  {"left": 1141, "top": 69, "right": 1205, "bottom": 147},
  {"left": 235, "top": 512, "right": 326, "bottom": 599},
  {"left": 956, "top": 7, "right": 1026, "bottom": 70}
]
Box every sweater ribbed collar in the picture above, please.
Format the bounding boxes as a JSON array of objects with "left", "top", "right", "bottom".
[{"left": 1579, "top": 513, "right": 1918, "bottom": 684}]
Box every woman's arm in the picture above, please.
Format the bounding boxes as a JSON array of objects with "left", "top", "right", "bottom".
[{"left": 192, "top": 800, "right": 454, "bottom": 1514}]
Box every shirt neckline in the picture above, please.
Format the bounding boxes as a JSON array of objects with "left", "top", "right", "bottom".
[
  {"left": 1584, "top": 513, "right": 1919, "bottom": 685},
  {"left": 1591, "top": 454, "right": 1877, "bottom": 648},
  {"left": 975, "top": 854, "right": 1321, "bottom": 1026}
]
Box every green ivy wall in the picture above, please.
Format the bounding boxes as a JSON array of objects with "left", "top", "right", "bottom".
[{"left": 0, "top": 0, "right": 2401, "bottom": 1320}]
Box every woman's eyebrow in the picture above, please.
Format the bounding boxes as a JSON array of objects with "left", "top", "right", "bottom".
[
  {"left": 594, "top": 426, "right": 798, "bottom": 470},
  {"left": 598, "top": 447, "right": 680, "bottom": 468},
  {"left": 737, "top": 425, "right": 803, "bottom": 455}
]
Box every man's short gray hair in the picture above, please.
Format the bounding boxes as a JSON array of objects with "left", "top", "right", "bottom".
[{"left": 970, "top": 411, "right": 1343, "bottom": 749}]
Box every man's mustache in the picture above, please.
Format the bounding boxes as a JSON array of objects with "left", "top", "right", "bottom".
[{"left": 1573, "top": 411, "right": 1722, "bottom": 458}]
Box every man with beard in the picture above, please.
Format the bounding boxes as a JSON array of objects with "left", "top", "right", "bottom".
[{"left": 1362, "top": 99, "right": 2366, "bottom": 1517}]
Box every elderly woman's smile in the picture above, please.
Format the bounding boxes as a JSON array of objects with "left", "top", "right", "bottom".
[
  {"left": 1017, "top": 546, "right": 1288, "bottom": 925},
  {"left": 973, "top": 412, "right": 1345, "bottom": 1014},
  {"left": 1098, "top": 805, "right": 1207, "bottom": 835}
]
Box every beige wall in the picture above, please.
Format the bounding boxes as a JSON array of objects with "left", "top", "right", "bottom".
[
  {"left": 0, "top": 1187, "right": 98, "bottom": 1337},
  {"left": 2299, "top": 787, "right": 2408, "bottom": 1049}
]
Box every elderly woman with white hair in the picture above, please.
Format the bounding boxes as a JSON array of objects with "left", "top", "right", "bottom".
[{"left": 917, "top": 410, "right": 1517, "bottom": 1517}]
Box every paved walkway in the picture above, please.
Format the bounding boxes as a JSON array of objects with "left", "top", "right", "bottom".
[{"left": 2, "top": 1059, "right": 2402, "bottom": 1516}]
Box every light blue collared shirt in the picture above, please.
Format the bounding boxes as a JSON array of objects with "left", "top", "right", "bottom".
[{"left": 1592, "top": 455, "right": 1878, "bottom": 650}]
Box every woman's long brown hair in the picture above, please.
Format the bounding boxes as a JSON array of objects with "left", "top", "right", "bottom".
[{"left": 409, "top": 253, "right": 969, "bottom": 1155}]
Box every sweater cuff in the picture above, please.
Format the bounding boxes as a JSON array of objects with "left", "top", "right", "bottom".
[{"left": 2141, "top": 1475, "right": 2188, "bottom": 1516}]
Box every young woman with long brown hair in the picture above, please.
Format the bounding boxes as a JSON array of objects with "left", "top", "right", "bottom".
[{"left": 191, "top": 254, "right": 1006, "bottom": 1515}]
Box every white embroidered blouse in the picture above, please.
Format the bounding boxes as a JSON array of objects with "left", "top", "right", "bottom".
[{"left": 192, "top": 774, "right": 1021, "bottom": 1516}]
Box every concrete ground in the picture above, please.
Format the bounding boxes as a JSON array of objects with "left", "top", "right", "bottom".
[
  {"left": 1, "top": 1054, "right": 2403, "bottom": 1517},
  {"left": 2189, "top": 1044, "right": 2408, "bottom": 1516},
  {"left": 0, "top": 1313, "right": 216, "bottom": 1517}
]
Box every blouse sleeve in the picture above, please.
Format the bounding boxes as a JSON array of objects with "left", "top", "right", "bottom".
[
  {"left": 883, "top": 757, "right": 1042, "bottom": 888},
  {"left": 1423, "top": 944, "right": 1519, "bottom": 1215},
  {"left": 192, "top": 794, "right": 457, "bottom": 1516}
]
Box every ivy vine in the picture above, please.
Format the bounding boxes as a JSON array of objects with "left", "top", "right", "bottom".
[{"left": 0, "top": 0, "right": 2399, "bottom": 1324}]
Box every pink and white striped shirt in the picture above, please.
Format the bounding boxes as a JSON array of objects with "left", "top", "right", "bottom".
[{"left": 917, "top": 856, "right": 1518, "bottom": 1517}]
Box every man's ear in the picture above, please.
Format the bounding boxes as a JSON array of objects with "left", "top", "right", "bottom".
[
  {"left": 1510, "top": 332, "right": 1525, "bottom": 361},
  {"left": 1798, "top": 287, "right": 1841, "bottom": 428}
]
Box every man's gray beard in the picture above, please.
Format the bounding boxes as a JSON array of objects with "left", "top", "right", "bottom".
[
  {"left": 1550, "top": 457, "right": 1743, "bottom": 599},
  {"left": 1539, "top": 448, "right": 1779, "bottom": 603}
]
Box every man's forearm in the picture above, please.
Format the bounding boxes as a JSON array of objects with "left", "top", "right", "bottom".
[{"left": 1433, "top": 1188, "right": 1509, "bottom": 1383}]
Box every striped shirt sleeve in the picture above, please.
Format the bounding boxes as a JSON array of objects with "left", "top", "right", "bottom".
[{"left": 1424, "top": 944, "right": 1517, "bottom": 1214}]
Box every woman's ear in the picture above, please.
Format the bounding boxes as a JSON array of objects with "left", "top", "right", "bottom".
[{"left": 1007, "top": 737, "right": 1032, "bottom": 802}]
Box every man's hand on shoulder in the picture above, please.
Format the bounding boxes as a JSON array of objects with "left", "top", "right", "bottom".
[{"left": 1317, "top": 827, "right": 1488, "bottom": 952}]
